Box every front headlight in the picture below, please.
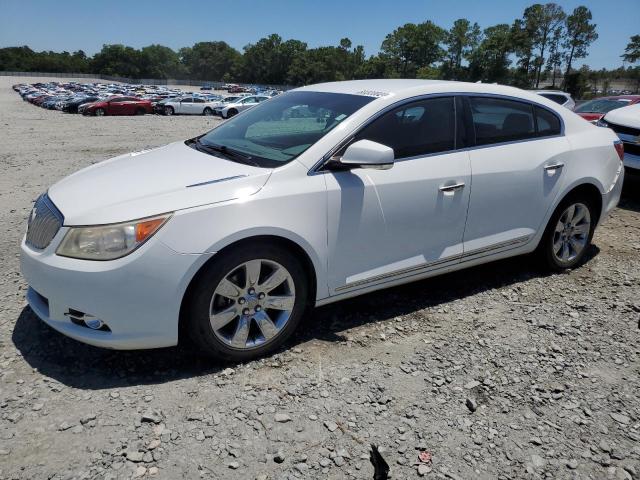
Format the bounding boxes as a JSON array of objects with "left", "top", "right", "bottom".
[
  {"left": 56, "top": 214, "right": 171, "bottom": 260},
  {"left": 596, "top": 118, "right": 609, "bottom": 128}
]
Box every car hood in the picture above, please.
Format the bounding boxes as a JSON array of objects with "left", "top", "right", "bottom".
[
  {"left": 604, "top": 103, "right": 640, "bottom": 128},
  {"left": 48, "top": 141, "right": 272, "bottom": 225}
]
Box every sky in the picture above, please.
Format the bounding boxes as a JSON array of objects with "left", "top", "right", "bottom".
[{"left": 1, "top": 0, "right": 638, "bottom": 70}]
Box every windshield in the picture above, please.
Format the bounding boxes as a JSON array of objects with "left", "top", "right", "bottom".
[
  {"left": 575, "top": 99, "right": 631, "bottom": 114},
  {"left": 195, "top": 91, "right": 374, "bottom": 167}
]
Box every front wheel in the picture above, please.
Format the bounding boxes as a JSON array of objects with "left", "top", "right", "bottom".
[
  {"left": 539, "top": 197, "right": 595, "bottom": 271},
  {"left": 94, "top": 108, "right": 105, "bottom": 116},
  {"left": 185, "top": 243, "right": 309, "bottom": 361},
  {"left": 164, "top": 106, "right": 174, "bottom": 116},
  {"left": 226, "top": 108, "right": 238, "bottom": 118},
  {"left": 135, "top": 108, "right": 145, "bottom": 116},
  {"left": 203, "top": 107, "right": 214, "bottom": 116}
]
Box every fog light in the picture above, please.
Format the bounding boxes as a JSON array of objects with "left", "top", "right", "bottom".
[{"left": 83, "top": 315, "right": 105, "bottom": 330}]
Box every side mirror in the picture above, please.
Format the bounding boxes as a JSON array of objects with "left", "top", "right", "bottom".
[{"left": 338, "top": 139, "right": 394, "bottom": 170}]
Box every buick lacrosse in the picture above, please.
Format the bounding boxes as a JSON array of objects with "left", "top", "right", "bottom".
[{"left": 21, "top": 80, "right": 624, "bottom": 361}]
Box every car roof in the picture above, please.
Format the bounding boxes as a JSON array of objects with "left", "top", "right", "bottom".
[{"left": 296, "top": 79, "right": 564, "bottom": 104}]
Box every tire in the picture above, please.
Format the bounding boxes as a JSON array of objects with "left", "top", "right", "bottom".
[
  {"left": 135, "top": 108, "right": 145, "bottom": 116},
  {"left": 185, "top": 243, "right": 309, "bottom": 362},
  {"left": 94, "top": 108, "right": 105, "bottom": 116},
  {"left": 164, "top": 106, "right": 174, "bottom": 116},
  {"left": 226, "top": 108, "right": 238, "bottom": 118},
  {"left": 538, "top": 194, "right": 596, "bottom": 271},
  {"left": 203, "top": 108, "right": 214, "bottom": 116}
]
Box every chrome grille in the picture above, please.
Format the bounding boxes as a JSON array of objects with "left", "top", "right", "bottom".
[{"left": 25, "top": 194, "right": 63, "bottom": 250}]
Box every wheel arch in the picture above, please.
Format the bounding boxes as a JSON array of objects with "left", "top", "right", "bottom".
[
  {"left": 556, "top": 181, "right": 603, "bottom": 225},
  {"left": 178, "top": 234, "right": 319, "bottom": 344},
  {"left": 533, "top": 180, "right": 604, "bottom": 251}
]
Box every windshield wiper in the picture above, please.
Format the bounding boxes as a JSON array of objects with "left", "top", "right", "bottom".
[{"left": 192, "top": 138, "right": 260, "bottom": 167}]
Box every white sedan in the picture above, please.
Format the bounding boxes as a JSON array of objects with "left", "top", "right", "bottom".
[
  {"left": 217, "top": 95, "right": 271, "bottom": 118},
  {"left": 161, "top": 96, "right": 220, "bottom": 116},
  {"left": 21, "top": 80, "right": 624, "bottom": 361}
]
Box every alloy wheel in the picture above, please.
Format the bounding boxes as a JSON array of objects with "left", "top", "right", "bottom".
[
  {"left": 209, "top": 259, "right": 296, "bottom": 350},
  {"left": 552, "top": 203, "right": 591, "bottom": 264}
]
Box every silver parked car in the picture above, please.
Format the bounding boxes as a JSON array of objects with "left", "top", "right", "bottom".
[
  {"left": 532, "top": 90, "right": 576, "bottom": 110},
  {"left": 217, "top": 95, "right": 271, "bottom": 118}
]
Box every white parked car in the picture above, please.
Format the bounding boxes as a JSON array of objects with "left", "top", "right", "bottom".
[
  {"left": 532, "top": 90, "right": 576, "bottom": 110},
  {"left": 597, "top": 103, "right": 640, "bottom": 172},
  {"left": 216, "top": 95, "right": 270, "bottom": 118},
  {"left": 21, "top": 80, "right": 624, "bottom": 361},
  {"left": 161, "top": 96, "right": 221, "bottom": 116}
]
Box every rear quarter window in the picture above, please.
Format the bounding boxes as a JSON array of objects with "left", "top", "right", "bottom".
[{"left": 534, "top": 106, "right": 561, "bottom": 136}]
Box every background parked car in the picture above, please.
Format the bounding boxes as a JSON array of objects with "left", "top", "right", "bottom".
[
  {"left": 81, "top": 96, "right": 153, "bottom": 116},
  {"left": 160, "top": 96, "right": 221, "bottom": 116},
  {"left": 532, "top": 90, "right": 576, "bottom": 110},
  {"left": 62, "top": 96, "right": 101, "bottom": 114},
  {"left": 216, "top": 95, "right": 271, "bottom": 118},
  {"left": 597, "top": 103, "right": 640, "bottom": 172},
  {"left": 575, "top": 95, "right": 640, "bottom": 123}
]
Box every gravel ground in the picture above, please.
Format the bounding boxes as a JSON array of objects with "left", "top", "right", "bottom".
[{"left": 1, "top": 76, "right": 639, "bottom": 480}]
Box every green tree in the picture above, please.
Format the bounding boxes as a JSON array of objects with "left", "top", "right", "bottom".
[
  {"left": 545, "top": 24, "right": 564, "bottom": 87},
  {"left": 468, "top": 24, "right": 513, "bottom": 83},
  {"left": 138, "top": 45, "right": 184, "bottom": 79},
  {"left": 562, "top": 6, "right": 598, "bottom": 83},
  {"left": 622, "top": 35, "right": 640, "bottom": 63},
  {"left": 564, "top": 64, "right": 589, "bottom": 98},
  {"left": 510, "top": 18, "right": 536, "bottom": 87},
  {"left": 180, "top": 41, "right": 241, "bottom": 81},
  {"left": 380, "top": 21, "right": 446, "bottom": 77},
  {"left": 241, "top": 34, "right": 307, "bottom": 84},
  {"left": 443, "top": 19, "right": 481, "bottom": 80},
  {"left": 90, "top": 44, "right": 142, "bottom": 77},
  {"left": 522, "top": 3, "right": 567, "bottom": 88},
  {"left": 286, "top": 40, "right": 365, "bottom": 85}
]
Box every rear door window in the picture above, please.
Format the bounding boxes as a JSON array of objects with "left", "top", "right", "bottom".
[{"left": 469, "top": 97, "right": 536, "bottom": 145}]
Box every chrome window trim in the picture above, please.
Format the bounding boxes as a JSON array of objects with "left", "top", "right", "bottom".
[{"left": 308, "top": 92, "right": 565, "bottom": 175}]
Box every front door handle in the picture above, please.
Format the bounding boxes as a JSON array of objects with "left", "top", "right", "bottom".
[
  {"left": 439, "top": 182, "right": 466, "bottom": 193},
  {"left": 544, "top": 163, "right": 564, "bottom": 171}
]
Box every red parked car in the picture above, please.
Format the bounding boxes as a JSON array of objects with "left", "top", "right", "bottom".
[
  {"left": 82, "top": 96, "right": 153, "bottom": 116},
  {"left": 575, "top": 95, "right": 640, "bottom": 123}
]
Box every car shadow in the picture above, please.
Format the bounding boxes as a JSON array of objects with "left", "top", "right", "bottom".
[{"left": 12, "top": 246, "right": 600, "bottom": 390}]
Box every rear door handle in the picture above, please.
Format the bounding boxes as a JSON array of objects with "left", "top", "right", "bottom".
[
  {"left": 544, "top": 163, "right": 564, "bottom": 171},
  {"left": 439, "top": 182, "right": 465, "bottom": 192}
]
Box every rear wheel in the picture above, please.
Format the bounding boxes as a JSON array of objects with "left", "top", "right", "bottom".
[
  {"left": 94, "top": 108, "right": 105, "bottom": 116},
  {"left": 539, "top": 196, "right": 595, "bottom": 271},
  {"left": 203, "top": 107, "right": 214, "bottom": 116},
  {"left": 164, "top": 106, "right": 174, "bottom": 116},
  {"left": 185, "top": 243, "right": 309, "bottom": 361},
  {"left": 135, "top": 108, "right": 145, "bottom": 115}
]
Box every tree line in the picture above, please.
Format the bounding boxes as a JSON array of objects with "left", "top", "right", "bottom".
[{"left": 1, "top": 3, "right": 639, "bottom": 96}]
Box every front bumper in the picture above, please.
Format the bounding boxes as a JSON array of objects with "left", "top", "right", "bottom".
[
  {"left": 20, "top": 231, "right": 211, "bottom": 350},
  {"left": 623, "top": 150, "right": 640, "bottom": 171}
]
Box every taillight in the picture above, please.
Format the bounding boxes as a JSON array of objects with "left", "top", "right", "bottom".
[{"left": 614, "top": 140, "right": 625, "bottom": 162}]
